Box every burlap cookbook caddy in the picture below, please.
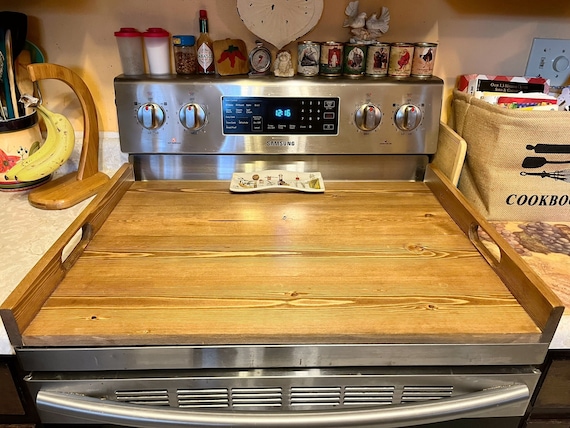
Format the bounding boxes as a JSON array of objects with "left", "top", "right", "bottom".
[{"left": 452, "top": 89, "right": 570, "bottom": 221}]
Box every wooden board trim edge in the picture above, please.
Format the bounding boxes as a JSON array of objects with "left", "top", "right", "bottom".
[
  {"left": 425, "top": 164, "right": 565, "bottom": 340},
  {"left": 0, "top": 164, "right": 134, "bottom": 343}
]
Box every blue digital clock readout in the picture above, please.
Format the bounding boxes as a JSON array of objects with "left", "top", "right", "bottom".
[{"left": 274, "top": 108, "right": 293, "bottom": 119}]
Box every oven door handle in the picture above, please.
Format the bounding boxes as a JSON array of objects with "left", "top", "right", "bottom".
[{"left": 36, "top": 384, "right": 529, "bottom": 427}]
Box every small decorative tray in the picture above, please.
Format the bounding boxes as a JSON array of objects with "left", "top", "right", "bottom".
[{"left": 230, "top": 170, "right": 325, "bottom": 193}]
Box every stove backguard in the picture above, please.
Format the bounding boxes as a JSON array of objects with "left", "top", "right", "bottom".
[{"left": 114, "top": 75, "right": 443, "bottom": 181}]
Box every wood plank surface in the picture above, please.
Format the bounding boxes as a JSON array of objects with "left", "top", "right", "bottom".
[{"left": 22, "top": 180, "right": 540, "bottom": 346}]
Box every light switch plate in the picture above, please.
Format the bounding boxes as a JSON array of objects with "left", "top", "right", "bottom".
[{"left": 526, "top": 38, "right": 570, "bottom": 88}]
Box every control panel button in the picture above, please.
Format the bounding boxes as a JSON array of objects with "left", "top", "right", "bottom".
[{"left": 252, "top": 115, "right": 263, "bottom": 131}]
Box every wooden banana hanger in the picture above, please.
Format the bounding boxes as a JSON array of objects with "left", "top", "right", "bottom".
[{"left": 26, "top": 63, "right": 110, "bottom": 210}]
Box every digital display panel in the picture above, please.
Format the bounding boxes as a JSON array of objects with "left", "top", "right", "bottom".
[
  {"left": 222, "top": 96, "right": 339, "bottom": 135},
  {"left": 274, "top": 108, "right": 293, "bottom": 119}
]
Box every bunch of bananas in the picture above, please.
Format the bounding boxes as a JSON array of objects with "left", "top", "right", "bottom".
[{"left": 4, "top": 102, "right": 75, "bottom": 182}]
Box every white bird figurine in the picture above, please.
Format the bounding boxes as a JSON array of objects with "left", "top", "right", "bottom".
[
  {"left": 351, "top": 12, "right": 368, "bottom": 29},
  {"left": 344, "top": 1, "right": 390, "bottom": 43},
  {"left": 366, "top": 6, "right": 390, "bottom": 34},
  {"left": 343, "top": 1, "right": 367, "bottom": 28}
]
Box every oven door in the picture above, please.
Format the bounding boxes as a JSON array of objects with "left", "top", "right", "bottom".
[{"left": 29, "top": 367, "right": 537, "bottom": 427}]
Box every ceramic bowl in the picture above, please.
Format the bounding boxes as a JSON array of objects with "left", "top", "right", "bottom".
[{"left": 0, "top": 111, "right": 50, "bottom": 191}]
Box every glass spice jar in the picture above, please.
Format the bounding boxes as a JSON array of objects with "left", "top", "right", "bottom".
[{"left": 173, "top": 35, "right": 197, "bottom": 75}]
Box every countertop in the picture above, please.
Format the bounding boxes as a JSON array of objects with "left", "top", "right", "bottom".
[{"left": 0, "top": 137, "right": 569, "bottom": 352}]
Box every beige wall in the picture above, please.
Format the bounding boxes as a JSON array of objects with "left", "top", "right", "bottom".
[{"left": 2, "top": 0, "right": 570, "bottom": 131}]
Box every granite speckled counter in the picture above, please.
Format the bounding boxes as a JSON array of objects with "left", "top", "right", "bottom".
[{"left": 1, "top": 138, "right": 569, "bottom": 352}]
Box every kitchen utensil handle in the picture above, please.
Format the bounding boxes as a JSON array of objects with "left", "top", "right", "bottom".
[
  {"left": 37, "top": 384, "right": 528, "bottom": 427},
  {"left": 5, "top": 29, "right": 19, "bottom": 118},
  {"left": 527, "top": 144, "right": 570, "bottom": 154}
]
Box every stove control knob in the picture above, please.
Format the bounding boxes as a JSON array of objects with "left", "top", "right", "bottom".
[
  {"left": 395, "top": 104, "right": 422, "bottom": 131},
  {"left": 137, "top": 103, "right": 165, "bottom": 130},
  {"left": 355, "top": 104, "right": 382, "bottom": 132},
  {"left": 179, "top": 103, "right": 207, "bottom": 131}
]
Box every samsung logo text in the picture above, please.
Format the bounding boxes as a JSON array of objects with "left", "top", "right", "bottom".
[{"left": 266, "top": 141, "right": 296, "bottom": 147}]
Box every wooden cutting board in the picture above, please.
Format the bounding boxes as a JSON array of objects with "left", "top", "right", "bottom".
[{"left": 213, "top": 39, "right": 249, "bottom": 75}]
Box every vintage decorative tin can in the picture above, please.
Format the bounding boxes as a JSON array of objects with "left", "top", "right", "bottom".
[
  {"left": 319, "top": 42, "right": 344, "bottom": 76},
  {"left": 365, "top": 42, "right": 390, "bottom": 77},
  {"left": 411, "top": 42, "right": 438, "bottom": 77},
  {"left": 388, "top": 43, "right": 414, "bottom": 77},
  {"left": 343, "top": 43, "right": 366, "bottom": 77},
  {"left": 297, "top": 41, "right": 320, "bottom": 76}
]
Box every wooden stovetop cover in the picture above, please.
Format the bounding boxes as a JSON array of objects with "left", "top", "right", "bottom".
[{"left": 1, "top": 164, "right": 564, "bottom": 347}]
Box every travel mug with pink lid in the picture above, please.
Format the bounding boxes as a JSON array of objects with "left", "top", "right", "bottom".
[
  {"left": 114, "top": 27, "right": 145, "bottom": 75},
  {"left": 143, "top": 27, "right": 171, "bottom": 75}
]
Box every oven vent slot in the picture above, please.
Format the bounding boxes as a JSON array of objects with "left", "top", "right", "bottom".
[
  {"left": 177, "top": 388, "right": 229, "bottom": 408},
  {"left": 344, "top": 386, "right": 395, "bottom": 406},
  {"left": 290, "top": 387, "right": 341, "bottom": 407},
  {"left": 401, "top": 386, "right": 454, "bottom": 403},
  {"left": 115, "top": 389, "right": 170, "bottom": 406},
  {"left": 177, "top": 388, "right": 282, "bottom": 408},
  {"left": 232, "top": 387, "right": 282, "bottom": 408}
]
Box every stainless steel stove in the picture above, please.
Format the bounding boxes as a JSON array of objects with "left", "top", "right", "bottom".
[{"left": 7, "top": 74, "right": 563, "bottom": 428}]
